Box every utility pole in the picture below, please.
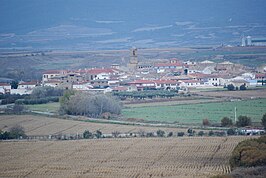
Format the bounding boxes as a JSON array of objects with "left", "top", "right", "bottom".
[{"left": 234, "top": 107, "right": 237, "bottom": 124}]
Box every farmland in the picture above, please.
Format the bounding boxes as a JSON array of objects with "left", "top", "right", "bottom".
[
  {"left": 122, "top": 98, "right": 266, "bottom": 124},
  {"left": 0, "top": 136, "right": 249, "bottom": 177},
  {"left": 0, "top": 115, "right": 189, "bottom": 136}
]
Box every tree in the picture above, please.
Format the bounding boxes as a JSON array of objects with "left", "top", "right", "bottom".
[
  {"left": 262, "top": 113, "right": 266, "bottom": 129},
  {"left": 227, "top": 128, "right": 236, "bottom": 136},
  {"left": 83, "top": 130, "right": 93, "bottom": 139},
  {"left": 9, "top": 125, "right": 26, "bottom": 139},
  {"left": 227, "top": 84, "right": 235, "bottom": 91},
  {"left": 208, "top": 130, "right": 214, "bottom": 136},
  {"left": 236, "top": 115, "right": 252, "bottom": 127},
  {"left": 198, "top": 131, "right": 204, "bottom": 136},
  {"left": 31, "top": 86, "right": 64, "bottom": 99},
  {"left": 221, "top": 117, "right": 233, "bottom": 127},
  {"left": 240, "top": 84, "right": 247, "bottom": 90},
  {"left": 95, "top": 130, "right": 102, "bottom": 138},
  {"left": 177, "top": 132, "right": 184, "bottom": 137},
  {"left": 167, "top": 132, "right": 173, "bottom": 137},
  {"left": 156, "top": 130, "right": 165, "bottom": 137},
  {"left": 202, "top": 118, "right": 210, "bottom": 126},
  {"left": 60, "top": 92, "right": 122, "bottom": 118},
  {"left": 230, "top": 136, "right": 266, "bottom": 168}
]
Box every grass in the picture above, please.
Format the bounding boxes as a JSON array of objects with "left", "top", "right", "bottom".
[
  {"left": 122, "top": 98, "right": 266, "bottom": 124},
  {"left": 26, "top": 102, "right": 60, "bottom": 113}
]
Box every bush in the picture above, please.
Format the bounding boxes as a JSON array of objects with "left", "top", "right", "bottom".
[
  {"left": 221, "top": 117, "right": 233, "bottom": 127},
  {"left": 208, "top": 130, "right": 214, "bottom": 136},
  {"left": 167, "top": 132, "right": 173, "bottom": 137},
  {"left": 31, "top": 86, "right": 64, "bottom": 99},
  {"left": 156, "top": 130, "right": 165, "bottom": 137},
  {"left": 229, "top": 136, "right": 266, "bottom": 168},
  {"left": 198, "top": 131, "right": 204, "bottom": 136},
  {"left": 239, "top": 84, "right": 247, "bottom": 90},
  {"left": 177, "top": 132, "right": 184, "bottom": 137},
  {"left": 236, "top": 115, "right": 252, "bottom": 127},
  {"left": 0, "top": 125, "right": 26, "bottom": 139},
  {"left": 227, "top": 84, "right": 235, "bottom": 91},
  {"left": 227, "top": 128, "right": 236, "bottom": 136},
  {"left": 83, "top": 130, "right": 93, "bottom": 139},
  {"left": 262, "top": 113, "right": 266, "bottom": 130}
]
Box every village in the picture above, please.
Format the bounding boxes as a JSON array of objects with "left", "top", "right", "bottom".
[{"left": 1, "top": 48, "right": 265, "bottom": 95}]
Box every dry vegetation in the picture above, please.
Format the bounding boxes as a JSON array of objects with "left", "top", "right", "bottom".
[
  {"left": 0, "top": 115, "right": 189, "bottom": 136},
  {"left": 0, "top": 137, "right": 249, "bottom": 178}
]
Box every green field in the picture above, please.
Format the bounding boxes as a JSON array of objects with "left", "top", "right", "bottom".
[
  {"left": 27, "top": 102, "right": 60, "bottom": 113},
  {"left": 122, "top": 98, "right": 266, "bottom": 124}
]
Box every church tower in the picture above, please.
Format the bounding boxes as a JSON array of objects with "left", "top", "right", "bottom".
[{"left": 128, "top": 47, "right": 138, "bottom": 70}]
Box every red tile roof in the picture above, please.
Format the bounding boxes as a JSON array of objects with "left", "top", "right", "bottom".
[
  {"left": 180, "top": 80, "right": 200, "bottom": 83},
  {"left": 153, "top": 80, "right": 178, "bottom": 84},
  {"left": 255, "top": 73, "right": 266, "bottom": 78},
  {"left": 0, "top": 83, "right": 11, "bottom": 86},
  {"left": 128, "top": 80, "right": 155, "bottom": 84},
  {"left": 19, "top": 81, "right": 37, "bottom": 85}
]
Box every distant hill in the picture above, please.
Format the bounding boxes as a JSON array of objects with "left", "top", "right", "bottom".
[{"left": 0, "top": 0, "right": 266, "bottom": 50}]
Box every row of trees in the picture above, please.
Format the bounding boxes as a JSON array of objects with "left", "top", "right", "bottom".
[
  {"left": 203, "top": 114, "right": 266, "bottom": 128},
  {"left": 113, "top": 90, "right": 179, "bottom": 100},
  {"left": 227, "top": 84, "right": 247, "bottom": 91},
  {"left": 60, "top": 91, "right": 122, "bottom": 118}
]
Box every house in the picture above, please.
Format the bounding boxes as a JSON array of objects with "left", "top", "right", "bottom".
[
  {"left": 73, "top": 82, "right": 93, "bottom": 91},
  {"left": 128, "top": 80, "right": 156, "bottom": 91},
  {"left": 112, "top": 86, "right": 137, "bottom": 92},
  {"left": 255, "top": 73, "right": 266, "bottom": 85},
  {"left": 43, "top": 80, "right": 61, "bottom": 87},
  {"left": 179, "top": 80, "right": 201, "bottom": 88},
  {"left": 0, "top": 83, "right": 11, "bottom": 94},
  {"left": 59, "top": 73, "right": 84, "bottom": 90},
  {"left": 42, "top": 70, "right": 67, "bottom": 82},
  {"left": 91, "top": 79, "right": 109, "bottom": 89},
  {"left": 18, "top": 81, "right": 38, "bottom": 89},
  {"left": 84, "top": 68, "right": 120, "bottom": 81},
  {"left": 153, "top": 80, "right": 179, "bottom": 90}
]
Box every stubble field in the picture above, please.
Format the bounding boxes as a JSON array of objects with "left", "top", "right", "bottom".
[
  {"left": 0, "top": 136, "right": 249, "bottom": 178},
  {"left": 0, "top": 115, "right": 188, "bottom": 136}
]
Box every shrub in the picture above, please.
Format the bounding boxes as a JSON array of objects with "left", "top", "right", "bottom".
[
  {"left": 229, "top": 136, "right": 266, "bottom": 168},
  {"left": 198, "top": 131, "right": 204, "bottom": 136},
  {"left": 236, "top": 115, "right": 252, "bottom": 127},
  {"left": 167, "top": 132, "right": 173, "bottom": 137},
  {"left": 227, "top": 84, "right": 235, "bottom": 91},
  {"left": 227, "top": 128, "right": 236, "bottom": 136},
  {"left": 221, "top": 117, "right": 233, "bottom": 127},
  {"left": 239, "top": 84, "right": 247, "bottom": 90},
  {"left": 156, "top": 130, "right": 165, "bottom": 137},
  {"left": 262, "top": 113, "right": 266, "bottom": 130},
  {"left": 177, "top": 132, "right": 184, "bottom": 137},
  {"left": 83, "top": 130, "right": 93, "bottom": 139},
  {"left": 208, "top": 130, "right": 214, "bottom": 136}
]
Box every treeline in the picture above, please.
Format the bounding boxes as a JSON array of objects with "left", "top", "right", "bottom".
[
  {"left": 15, "top": 96, "right": 59, "bottom": 105},
  {"left": 113, "top": 90, "right": 181, "bottom": 100},
  {"left": 0, "top": 86, "right": 63, "bottom": 105},
  {"left": 60, "top": 91, "right": 122, "bottom": 118}
]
